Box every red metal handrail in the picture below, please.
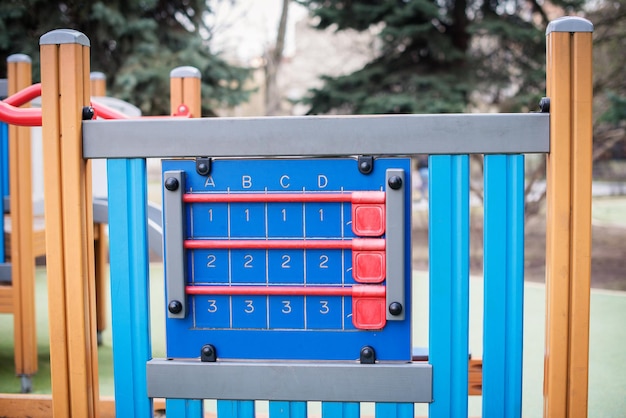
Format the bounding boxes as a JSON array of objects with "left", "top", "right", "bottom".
[
  {"left": 3, "top": 83, "right": 42, "bottom": 107},
  {"left": 0, "top": 101, "right": 42, "bottom": 126}
]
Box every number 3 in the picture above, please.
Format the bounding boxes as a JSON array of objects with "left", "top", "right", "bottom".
[{"left": 244, "top": 300, "right": 254, "bottom": 313}]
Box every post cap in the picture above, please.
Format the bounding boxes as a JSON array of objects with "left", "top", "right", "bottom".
[
  {"left": 170, "top": 66, "right": 201, "bottom": 79},
  {"left": 546, "top": 16, "right": 594, "bottom": 35},
  {"left": 7, "top": 54, "right": 31, "bottom": 63},
  {"left": 40, "top": 29, "right": 90, "bottom": 46},
  {"left": 90, "top": 71, "right": 106, "bottom": 80}
]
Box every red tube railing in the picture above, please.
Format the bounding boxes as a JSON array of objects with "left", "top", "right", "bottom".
[
  {"left": 0, "top": 82, "right": 192, "bottom": 125},
  {"left": 3, "top": 83, "right": 42, "bottom": 107},
  {"left": 0, "top": 101, "right": 42, "bottom": 126}
]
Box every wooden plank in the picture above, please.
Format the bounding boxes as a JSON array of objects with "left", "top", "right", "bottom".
[
  {"left": 0, "top": 395, "right": 165, "bottom": 418},
  {"left": 0, "top": 284, "right": 13, "bottom": 312}
]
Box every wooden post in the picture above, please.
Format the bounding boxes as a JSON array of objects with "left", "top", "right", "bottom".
[
  {"left": 90, "top": 72, "right": 106, "bottom": 96},
  {"left": 39, "top": 29, "right": 99, "bottom": 417},
  {"left": 544, "top": 17, "right": 594, "bottom": 418},
  {"left": 7, "top": 53, "right": 37, "bottom": 392},
  {"left": 170, "top": 66, "right": 201, "bottom": 117}
]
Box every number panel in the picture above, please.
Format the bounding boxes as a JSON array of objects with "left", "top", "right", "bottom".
[{"left": 163, "top": 158, "right": 411, "bottom": 361}]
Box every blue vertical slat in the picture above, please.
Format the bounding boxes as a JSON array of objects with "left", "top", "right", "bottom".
[
  {"left": 217, "top": 400, "right": 255, "bottom": 418},
  {"left": 428, "top": 155, "right": 470, "bottom": 418},
  {"left": 375, "top": 402, "right": 415, "bottom": 417},
  {"left": 166, "top": 399, "right": 203, "bottom": 417},
  {"left": 1, "top": 121, "right": 8, "bottom": 197},
  {"left": 321, "top": 402, "right": 359, "bottom": 417},
  {"left": 269, "top": 401, "right": 307, "bottom": 417},
  {"left": 0, "top": 122, "right": 7, "bottom": 262},
  {"left": 107, "top": 158, "right": 153, "bottom": 417},
  {"left": 483, "top": 154, "right": 524, "bottom": 418}
]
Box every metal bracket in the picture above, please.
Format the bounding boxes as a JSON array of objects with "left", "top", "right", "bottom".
[
  {"left": 360, "top": 346, "right": 376, "bottom": 364},
  {"left": 201, "top": 344, "right": 217, "bottom": 362},
  {"left": 163, "top": 170, "right": 187, "bottom": 318},
  {"left": 195, "top": 157, "right": 211, "bottom": 176},
  {"left": 385, "top": 168, "right": 406, "bottom": 321},
  {"left": 358, "top": 155, "right": 373, "bottom": 174}
]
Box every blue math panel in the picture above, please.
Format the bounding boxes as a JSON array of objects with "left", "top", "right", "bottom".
[{"left": 163, "top": 158, "right": 412, "bottom": 361}]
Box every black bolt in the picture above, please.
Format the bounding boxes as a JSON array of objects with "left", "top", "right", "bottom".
[
  {"left": 168, "top": 300, "right": 183, "bottom": 314},
  {"left": 360, "top": 345, "right": 376, "bottom": 364},
  {"left": 197, "top": 162, "right": 210, "bottom": 176},
  {"left": 389, "top": 302, "right": 403, "bottom": 316},
  {"left": 202, "top": 345, "right": 213, "bottom": 357},
  {"left": 200, "top": 343, "right": 217, "bottom": 362},
  {"left": 358, "top": 156, "right": 373, "bottom": 174},
  {"left": 539, "top": 97, "right": 550, "bottom": 113},
  {"left": 164, "top": 177, "right": 179, "bottom": 191},
  {"left": 82, "top": 106, "right": 95, "bottom": 120},
  {"left": 388, "top": 176, "right": 403, "bottom": 190},
  {"left": 361, "top": 347, "right": 373, "bottom": 359}
]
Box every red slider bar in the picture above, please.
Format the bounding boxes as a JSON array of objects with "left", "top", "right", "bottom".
[
  {"left": 184, "top": 238, "right": 385, "bottom": 251},
  {"left": 186, "top": 284, "right": 387, "bottom": 329},
  {"left": 183, "top": 191, "right": 385, "bottom": 204},
  {"left": 186, "top": 284, "right": 384, "bottom": 297}
]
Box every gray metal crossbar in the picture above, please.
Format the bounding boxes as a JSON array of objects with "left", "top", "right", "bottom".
[
  {"left": 146, "top": 359, "right": 432, "bottom": 403},
  {"left": 83, "top": 113, "right": 549, "bottom": 159}
]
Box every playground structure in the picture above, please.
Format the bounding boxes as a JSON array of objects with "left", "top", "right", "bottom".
[{"left": 0, "top": 15, "right": 593, "bottom": 418}]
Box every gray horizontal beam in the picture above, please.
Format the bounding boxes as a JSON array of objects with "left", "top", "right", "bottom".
[
  {"left": 147, "top": 358, "right": 432, "bottom": 403},
  {"left": 83, "top": 113, "right": 549, "bottom": 159}
]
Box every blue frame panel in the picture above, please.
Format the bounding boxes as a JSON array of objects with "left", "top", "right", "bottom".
[
  {"left": 428, "top": 155, "right": 470, "bottom": 418},
  {"left": 107, "top": 158, "right": 153, "bottom": 417},
  {"left": 0, "top": 122, "right": 7, "bottom": 262},
  {"left": 162, "top": 158, "right": 412, "bottom": 361},
  {"left": 483, "top": 154, "right": 524, "bottom": 417}
]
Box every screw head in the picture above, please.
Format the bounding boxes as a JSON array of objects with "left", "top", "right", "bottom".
[
  {"left": 201, "top": 345, "right": 214, "bottom": 357},
  {"left": 388, "top": 176, "right": 403, "bottom": 190},
  {"left": 197, "top": 162, "right": 210, "bottom": 176},
  {"left": 360, "top": 160, "right": 371, "bottom": 172},
  {"left": 389, "top": 302, "right": 403, "bottom": 316},
  {"left": 361, "top": 347, "right": 373, "bottom": 359},
  {"left": 164, "top": 177, "right": 179, "bottom": 191},
  {"left": 168, "top": 300, "right": 183, "bottom": 314},
  {"left": 539, "top": 97, "right": 550, "bottom": 113},
  {"left": 82, "top": 106, "right": 95, "bottom": 120}
]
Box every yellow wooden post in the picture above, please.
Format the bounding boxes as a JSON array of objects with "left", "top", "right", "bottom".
[
  {"left": 90, "top": 72, "right": 106, "bottom": 97},
  {"left": 90, "top": 71, "right": 109, "bottom": 342},
  {"left": 544, "top": 17, "right": 594, "bottom": 418},
  {"left": 39, "top": 29, "right": 99, "bottom": 417},
  {"left": 170, "top": 66, "right": 201, "bottom": 117},
  {"left": 7, "top": 53, "right": 37, "bottom": 391}
]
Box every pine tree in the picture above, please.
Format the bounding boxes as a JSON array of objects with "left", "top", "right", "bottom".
[
  {"left": 0, "top": 0, "right": 250, "bottom": 115},
  {"left": 298, "top": 0, "right": 584, "bottom": 114}
]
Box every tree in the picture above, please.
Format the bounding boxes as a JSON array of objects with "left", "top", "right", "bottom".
[
  {"left": 589, "top": 0, "right": 626, "bottom": 163},
  {"left": 298, "top": 0, "right": 584, "bottom": 115},
  {"left": 0, "top": 0, "right": 250, "bottom": 116}
]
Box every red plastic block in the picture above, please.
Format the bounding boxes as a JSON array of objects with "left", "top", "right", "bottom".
[
  {"left": 352, "top": 200, "right": 385, "bottom": 237},
  {"left": 352, "top": 285, "right": 387, "bottom": 330},
  {"left": 352, "top": 250, "right": 386, "bottom": 283}
]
